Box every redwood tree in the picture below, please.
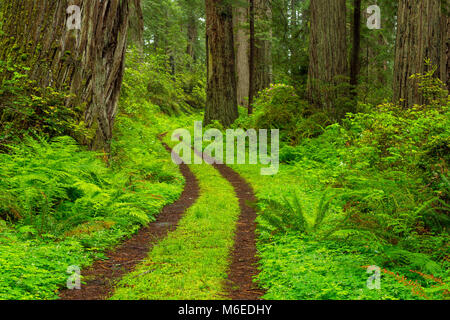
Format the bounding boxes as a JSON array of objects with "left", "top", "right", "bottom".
[
  {"left": 233, "top": 0, "right": 271, "bottom": 113},
  {"left": 350, "top": 0, "right": 362, "bottom": 94},
  {"left": 248, "top": 0, "right": 256, "bottom": 115},
  {"left": 0, "top": 0, "right": 141, "bottom": 151},
  {"left": 254, "top": 0, "right": 272, "bottom": 93},
  {"left": 393, "top": 0, "right": 449, "bottom": 107},
  {"left": 307, "top": 0, "right": 348, "bottom": 120},
  {"left": 204, "top": 0, "right": 238, "bottom": 127},
  {"left": 233, "top": 3, "right": 250, "bottom": 108}
]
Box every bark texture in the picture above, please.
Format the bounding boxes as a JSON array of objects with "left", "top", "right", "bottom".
[
  {"left": 249, "top": 0, "right": 255, "bottom": 115},
  {"left": 254, "top": 0, "right": 272, "bottom": 93},
  {"left": 187, "top": 12, "right": 199, "bottom": 61},
  {"left": 233, "top": 4, "right": 250, "bottom": 107},
  {"left": 393, "top": 0, "right": 449, "bottom": 107},
  {"left": 204, "top": 0, "right": 238, "bottom": 127},
  {"left": 307, "top": 0, "right": 348, "bottom": 119},
  {"left": 350, "top": 0, "right": 362, "bottom": 91},
  {"left": 0, "top": 0, "right": 139, "bottom": 150}
]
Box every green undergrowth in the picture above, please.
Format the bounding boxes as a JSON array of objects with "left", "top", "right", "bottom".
[
  {"left": 0, "top": 46, "right": 207, "bottom": 300},
  {"left": 230, "top": 162, "right": 448, "bottom": 300},
  {"left": 228, "top": 103, "right": 449, "bottom": 299},
  {"left": 0, "top": 64, "right": 192, "bottom": 299},
  {"left": 110, "top": 151, "right": 240, "bottom": 300},
  {"left": 0, "top": 123, "right": 184, "bottom": 299},
  {"left": 223, "top": 72, "right": 449, "bottom": 300}
]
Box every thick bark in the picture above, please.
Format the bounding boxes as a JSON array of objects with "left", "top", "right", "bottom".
[
  {"left": 204, "top": 0, "right": 238, "bottom": 127},
  {"left": 129, "top": 0, "right": 144, "bottom": 49},
  {"left": 393, "top": 0, "right": 449, "bottom": 107},
  {"left": 233, "top": 4, "right": 250, "bottom": 108},
  {"left": 307, "top": 0, "right": 348, "bottom": 120},
  {"left": 187, "top": 12, "right": 198, "bottom": 61},
  {"left": 249, "top": 0, "right": 256, "bottom": 115},
  {"left": 254, "top": 0, "right": 272, "bottom": 93},
  {"left": 350, "top": 0, "right": 362, "bottom": 91},
  {"left": 0, "top": 0, "right": 139, "bottom": 151}
]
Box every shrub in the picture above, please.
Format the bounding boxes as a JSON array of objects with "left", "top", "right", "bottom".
[
  {"left": 237, "top": 83, "right": 332, "bottom": 144},
  {"left": 121, "top": 48, "right": 205, "bottom": 116},
  {"left": 0, "top": 60, "right": 88, "bottom": 145}
]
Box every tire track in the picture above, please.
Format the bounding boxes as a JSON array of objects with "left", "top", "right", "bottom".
[
  {"left": 59, "top": 137, "right": 199, "bottom": 300},
  {"left": 213, "top": 164, "right": 265, "bottom": 300},
  {"left": 190, "top": 146, "right": 265, "bottom": 300}
]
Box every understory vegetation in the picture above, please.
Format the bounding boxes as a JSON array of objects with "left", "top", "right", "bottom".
[
  {"left": 0, "top": 50, "right": 194, "bottom": 299},
  {"left": 1, "top": 45, "right": 449, "bottom": 300},
  {"left": 1, "top": 0, "right": 449, "bottom": 302},
  {"left": 111, "top": 152, "right": 240, "bottom": 300},
  {"left": 230, "top": 75, "right": 449, "bottom": 300}
]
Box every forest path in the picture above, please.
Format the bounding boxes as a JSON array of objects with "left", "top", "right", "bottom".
[
  {"left": 213, "top": 163, "right": 265, "bottom": 300},
  {"left": 190, "top": 144, "right": 265, "bottom": 300},
  {"left": 60, "top": 134, "right": 264, "bottom": 300},
  {"left": 59, "top": 138, "right": 200, "bottom": 300}
]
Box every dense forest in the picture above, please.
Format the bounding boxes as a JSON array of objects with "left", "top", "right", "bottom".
[{"left": 0, "top": 0, "right": 449, "bottom": 301}]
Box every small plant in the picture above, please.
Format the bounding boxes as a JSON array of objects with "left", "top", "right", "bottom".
[
  {"left": 257, "top": 189, "right": 337, "bottom": 239},
  {"left": 410, "top": 59, "right": 449, "bottom": 107},
  {"left": 0, "top": 60, "right": 90, "bottom": 145}
]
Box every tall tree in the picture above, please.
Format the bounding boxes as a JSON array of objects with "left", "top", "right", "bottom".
[
  {"left": 233, "top": 2, "right": 250, "bottom": 107},
  {"left": 204, "top": 0, "right": 238, "bottom": 127},
  {"left": 254, "top": 0, "right": 272, "bottom": 92},
  {"left": 182, "top": 0, "right": 204, "bottom": 62},
  {"left": 248, "top": 0, "right": 256, "bottom": 114},
  {"left": 393, "top": 0, "right": 449, "bottom": 107},
  {"left": 0, "top": 0, "right": 140, "bottom": 151},
  {"left": 307, "top": 0, "right": 348, "bottom": 120},
  {"left": 187, "top": 11, "right": 199, "bottom": 61},
  {"left": 271, "top": 0, "right": 309, "bottom": 86},
  {"left": 350, "top": 0, "right": 362, "bottom": 94}
]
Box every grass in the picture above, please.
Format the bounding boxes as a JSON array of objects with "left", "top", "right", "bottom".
[
  {"left": 0, "top": 104, "right": 186, "bottom": 300},
  {"left": 229, "top": 158, "right": 449, "bottom": 300},
  {"left": 110, "top": 151, "right": 240, "bottom": 300}
]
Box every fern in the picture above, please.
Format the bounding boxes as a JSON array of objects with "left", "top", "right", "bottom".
[
  {"left": 0, "top": 134, "right": 162, "bottom": 236},
  {"left": 380, "top": 246, "right": 442, "bottom": 274},
  {"left": 257, "top": 189, "right": 336, "bottom": 238}
]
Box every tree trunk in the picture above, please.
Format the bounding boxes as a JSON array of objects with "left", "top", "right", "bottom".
[
  {"left": 204, "top": 0, "right": 238, "bottom": 127},
  {"left": 233, "top": 3, "right": 250, "bottom": 108},
  {"left": 249, "top": 0, "right": 256, "bottom": 115},
  {"left": 129, "top": 0, "right": 144, "bottom": 49},
  {"left": 187, "top": 12, "right": 198, "bottom": 61},
  {"left": 307, "top": 0, "right": 348, "bottom": 120},
  {"left": 254, "top": 0, "right": 272, "bottom": 93},
  {"left": 0, "top": 0, "right": 139, "bottom": 151},
  {"left": 393, "top": 0, "right": 449, "bottom": 107},
  {"left": 291, "top": 0, "right": 297, "bottom": 26},
  {"left": 350, "top": 0, "right": 362, "bottom": 93}
]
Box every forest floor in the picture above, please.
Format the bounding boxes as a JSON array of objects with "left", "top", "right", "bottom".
[
  {"left": 2, "top": 107, "right": 447, "bottom": 300},
  {"left": 58, "top": 116, "right": 446, "bottom": 300},
  {"left": 59, "top": 139, "right": 200, "bottom": 300},
  {"left": 58, "top": 134, "right": 265, "bottom": 300},
  {"left": 213, "top": 163, "right": 265, "bottom": 300}
]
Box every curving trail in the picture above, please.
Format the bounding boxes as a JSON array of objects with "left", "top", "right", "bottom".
[
  {"left": 59, "top": 135, "right": 265, "bottom": 300},
  {"left": 213, "top": 164, "right": 265, "bottom": 300},
  {"left": 191, "top": 146, "right": 265, "bottom": 300},
  {"left": 59, "top": 139, "right": 199, "bottom": 300}
]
